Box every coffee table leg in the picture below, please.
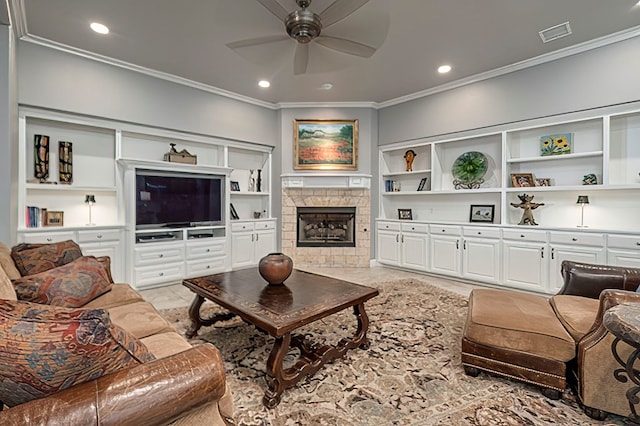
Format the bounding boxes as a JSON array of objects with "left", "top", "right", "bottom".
[
  {"left": 263, "top": 333, "right": 292, "bottom": 409},
  {"left": 186, "top": 294, "right": 236, "bottom": 338},
  {"left": 353, "top": 302, "right": 371, "bottom": 349}
]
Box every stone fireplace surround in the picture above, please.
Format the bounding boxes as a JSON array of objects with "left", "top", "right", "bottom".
[{"left": 281, "top": 186, "right": 370, "bottom": 268}]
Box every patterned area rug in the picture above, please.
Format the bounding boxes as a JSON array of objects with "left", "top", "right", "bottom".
[{"left": 160, "top": 279, "right": 624, "bottom": 425}]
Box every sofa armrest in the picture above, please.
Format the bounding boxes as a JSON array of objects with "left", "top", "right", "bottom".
[
  {"left": 558, "top": 261, "right": 640, "bottom": 299},
  {"left": 0, "top": 344, "right": 231, "bottom": 426}
]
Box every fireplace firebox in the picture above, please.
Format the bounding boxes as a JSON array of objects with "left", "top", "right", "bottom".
[{"left": 297, "top": 207, "right": 356, "bottom": 247}]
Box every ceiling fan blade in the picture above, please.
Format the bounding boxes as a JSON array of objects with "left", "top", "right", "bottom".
[
  {"left": 315, "top": 36, "right": 376, "bottom": 57},
  {"left": 319, "top": 0, "right": 370, "bottom": 28},
  {"left": 226, "top": 35, "right": 289, "bottom": 49},
  {"left": 293, "top": 44, "right": 309, "bottom": 75},
  {"left": 255, "top": 0, "right": 290, "bottom": 21}
]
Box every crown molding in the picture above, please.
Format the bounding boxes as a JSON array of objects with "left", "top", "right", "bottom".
[
  {"left": 277, "top": 101, "right": 377, "bottom": 109},
  {"left": 378, "top": 25, "right": 640, "bottom": 109},
  {"left": 7, "top": 0, "right": 26, "bottom": 35}
]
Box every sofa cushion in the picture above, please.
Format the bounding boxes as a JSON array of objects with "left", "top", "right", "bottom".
[
  {"left": 11, "top": 240, "right": 83, "bottom": 276},
  {"left": 107, "top": 301, "right": 175, "bottom": 339},
  {"left": 83, "top": 283, "right": 144, "bottom": 310},
  {"left": 465, "top": 288, "right": 576, "bottom": 362},
  {"left": 550, "top": 294, "right": 600, "bottom": 341},
  {"left": 12, "top": 256, "right": 113, "bottom": 307},
  {"left": 0, "top": 243, "right": 21, "bottom": 280},
  {"left": 140, "top": 332, "right": 193, "bottom": 359},
  {"left": 0, "top": 265, "right": 17, "bottom": 301},
  {"left": 0, "top": 299, "right": 155, "bottom": 407}
]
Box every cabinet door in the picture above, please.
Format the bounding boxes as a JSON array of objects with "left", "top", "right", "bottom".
[
  {"left": 231, "top": 232, "right": 256, "bottom": 268},
  {"left": 607, "top": 249, "right": 640, "bottom": 268},
  {"left": 255, "top": 229, "right": 276, "bottom": 261},
  {"left": 80, "top": 241, "right": 124, "bottom": 282},
  {"left": 502, "top": 241, "right": 547, "bottom": 292},
  {"left": 377, "top": 230, "right": 400, "bottom": 266},
  {"left": 463, "top": 238, "right": 500, "bottom": 284},
  {"left": 549, "top": 245, "right": 605, "bottom": 293},
  {"left": 401, "top": 233, "right": 428, "bottom": 271},
  {"left": 429, "top": 235, "right": 460, "bottom": 277}
]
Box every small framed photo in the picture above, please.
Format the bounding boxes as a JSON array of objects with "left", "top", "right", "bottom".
[
  {"left": 230, "top": 181, "right": 240, "bottom": 191},
  {"left": 511, "top": 173, "right": 535, "bottom": 188},
  {"left": 229, "top": 203, "right": 239, "bottom": 220},
  {"left": 417, "top": 177, "right": 428, "bottom": 191},
  {"left": 535, "top": 178, "right": 552, "bottom": 187},
  {"left": 45, "top": 211, "right": 64, "bottom": 226},
  {"left": 469, "top": 205, "right": 495, "bottom": 223},
  {"left": 398, "top": 208, "right": 413, "bottom": 220}
]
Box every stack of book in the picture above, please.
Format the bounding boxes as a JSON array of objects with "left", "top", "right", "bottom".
[
  {"left": 25, "top": 206, "right": 46, "bottom": 228},
  {"left": 384, "top": 180, "right": 400, "bottom": 192}
]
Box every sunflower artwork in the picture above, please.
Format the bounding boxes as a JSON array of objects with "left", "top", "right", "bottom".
[{"left": 540, "top": 133, "right": 572, "bottom": 156}]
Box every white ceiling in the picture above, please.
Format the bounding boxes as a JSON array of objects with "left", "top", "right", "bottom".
[{"left": 12, "top": 0, "right": 640, "bottom": 105}]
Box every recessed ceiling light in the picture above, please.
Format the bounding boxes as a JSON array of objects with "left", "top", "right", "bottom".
[
  {"left": 319, "top": 83, "right": 333, "bottom": 90},
  {"left": 90, "top": 22, "right": 109, "bottom": 35},
  {"left": 438, "top": 65, "right": 452, "bottom": 74},
  {"left": 258, "top": 80, "right": 270, "bottom": 88}
]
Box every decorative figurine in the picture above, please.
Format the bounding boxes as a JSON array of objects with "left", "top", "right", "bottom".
[
  {"left": 59, "top": 141, "right": 73, "bottom": 184},
  {"left": 248, "top": 169, "right": 257, "bottom": 192},
  {"left": 404, "top": 149, "right": 416, "bottom": 172},
  {"left": 582, "top": 173, "right": 597, "bottom": 185},
  {"left": 34, "top": 134, "right": 50, "bottom": 181},
  {"left": 510, "top": 193, "right": 544, "bottom": 226}
]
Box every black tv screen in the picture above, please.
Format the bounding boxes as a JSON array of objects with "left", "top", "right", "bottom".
[{"left": 136, "top": 170, "right": 224, "bottom": 228}]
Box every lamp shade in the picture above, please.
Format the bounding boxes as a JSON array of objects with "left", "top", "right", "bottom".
[
  {"left": 85, "top": 194, "right": 96, "bottom": 204},
  {"left": 576, "top": 195, "right": 589, "bottom": 204}
]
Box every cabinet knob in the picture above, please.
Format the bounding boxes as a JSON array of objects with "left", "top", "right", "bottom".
[
  {"left": 206, "top": 265, "right": 210, "bottom": 269},
  {"left": 637, "top": 242, "right": 640, "bottom": 246},
  {"left": 572, "top": 237, "right": 577, "bottom": 241},
  {"left": 411, "top": 227, "right": 415, "bottom": 231},
  {"left": 477, "top": 232, "right": 482, "bottom": 235},
  {"left": 97, "top": 235, "right": 102, "bottom": 239},
  {"left": 206, "top": 248, "right": 210, "bottom": 252},
  {"left": 47, "top": 238, "right": 53, "bottom": 242},
  {"left": 520, "top": 234, "right": 525, "bottom": 238},
  {"left": 442, "top": 229, "right": 445, "bottom": 232},
  {"left": 159, "top": 254, "right": 164, "bottom": 258},
  {"left": 159, "top": 272, "right": 164, "bottom": 276}
]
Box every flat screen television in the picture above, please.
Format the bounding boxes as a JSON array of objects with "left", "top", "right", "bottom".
[{"left": 135, "top": 170, "right": 224, "bottom": 229}]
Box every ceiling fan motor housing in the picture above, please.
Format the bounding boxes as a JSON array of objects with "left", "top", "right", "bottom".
[{"left": 286, "top": 9, "right": 322, "bottom": 43}]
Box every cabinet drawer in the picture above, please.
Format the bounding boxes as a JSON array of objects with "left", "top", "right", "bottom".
[
  {"left": 430, "top": 225, "right": 461, "bottom": 235},
  {"left": 550, "top": 232, "right": 605, "bottom": 247},
  {"left": 608, "top": 234, "right": 640, "bottom": 250},
  {"left": 135, "top": 263, "right": 184, "bottom": 287},
  {"left": 255, "top": 221, "right": 276, "bottom": 230},
  {"left": 186, "top": 258, "right": 226, "bottom": 277},
  {"left": 377, "top": 221, "right": 400, "bottom": 232},
  {"left": 502, "top": 229, "right": 547, "bottom": 242},
  {"left": 186, "top": 240, "right": 226, "bottom": 259},
  {"left": 76, "top": 229, "right": 121, "bottom": 243},
  {"left": 463, "top": 226, "right": 501, "bottom": 239},
  {"left": 401, "top": 222, "right": 428, "bottom": 233},
  {"left": 231, "top": 222, "right": 254, "bottom": 232},
  {"left": 135, "top": 245, "right": 184, "bottom": 266},
  {"left": 21, "top": 231, "right": 76, "bottom": 244}
]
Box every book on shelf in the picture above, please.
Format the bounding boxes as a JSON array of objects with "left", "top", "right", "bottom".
[{"left": 25, "top": 206, "right": 47, "bottom": 228}]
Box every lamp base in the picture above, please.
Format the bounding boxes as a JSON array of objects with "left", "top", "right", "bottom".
[
  {"left": 577, "top": 225, "right": 589, "bottom": 228},
  {"left": 86, "top": 223, "right": 96, "bottom": 227}
]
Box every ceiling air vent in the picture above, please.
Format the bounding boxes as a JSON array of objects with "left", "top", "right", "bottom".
[{"left": 539, "top": 22, "right": 572, "bottom": 43}]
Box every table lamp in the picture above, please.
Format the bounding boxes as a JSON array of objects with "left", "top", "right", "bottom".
[
  {"left": 85, "top": 194, "right": 96, "bottom": 226},
  {"left": 576, "top": 195, "right": 589, "bottom": 228}
]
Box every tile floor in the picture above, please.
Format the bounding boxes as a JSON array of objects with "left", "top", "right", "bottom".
[{"left": 139, "top": 265, "right": 479, "bottom": 311}]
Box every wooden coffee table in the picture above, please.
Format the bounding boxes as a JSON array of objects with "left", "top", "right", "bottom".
[{"left": 182, "top": 268, "right": 379, "bottom": 408}]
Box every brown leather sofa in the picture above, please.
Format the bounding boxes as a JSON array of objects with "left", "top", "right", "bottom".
[
  {"left": 462, "top": 260, "right": 640, "bottom": 420},
  {"left": 0, "top": 242, "right": 235, "bottom": 425}
]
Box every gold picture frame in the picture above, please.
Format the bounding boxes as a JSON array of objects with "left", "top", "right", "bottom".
[
  {"left": 511, "top": 173, "right": 535, "bottom": 188},
  {"left": 294, "top": 119, "right": 358, "bottom": 170},
  {"left": 45, "top": 211, "right": 64, "bottom": 227}
]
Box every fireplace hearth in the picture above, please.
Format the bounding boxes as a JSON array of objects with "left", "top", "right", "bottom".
[{"left": 297, "top": 207, "right": 356, "bottom": 248}]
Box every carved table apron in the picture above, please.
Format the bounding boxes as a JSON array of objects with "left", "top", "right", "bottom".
[{"left": 182, "top": 268, "right": 379, "bottom": 408}]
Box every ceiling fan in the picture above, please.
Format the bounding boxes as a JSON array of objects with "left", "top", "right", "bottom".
[{"left": 227, "top": 0, "right": 378, "bottom": 75}]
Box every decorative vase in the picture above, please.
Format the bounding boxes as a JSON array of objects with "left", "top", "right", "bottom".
[{"left": 258, "top": 253, "right": 293, "bottom": 286}]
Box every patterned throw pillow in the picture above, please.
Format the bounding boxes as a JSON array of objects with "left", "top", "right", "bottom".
[
  {"left": 11, "top": 240, "right": 83, "bottom": 276},
  {"left": 12, "top": 256, "right": 113, "bottom": 307},
  {"left": 0, "top": 299, "right": 155, "bottom": 407}
]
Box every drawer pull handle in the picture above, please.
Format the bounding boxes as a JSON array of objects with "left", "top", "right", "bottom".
[
  {"left": 47, "top": 238, "right": 53, "bottom": 242},
  {"left": 572, "top": 238, "right": 577, "bottom": 241},
  {"left": 206, "top": 249, "right": 210, "bottom": 252},
  {"left": 206, "top": 265, "right": 210, "bottom": 269},
  {"left": 520, "top": 234, "right": 525, "bottom": 238},
  {"left": 637, "top": 242, "right": 640, "bottom": 246},
  {"left": 97, "top": 235, "right": 102, "bottom": 239},
  {"left": 159, "top": 254, "right": 164, "bottom": 258},
  {"left": 159, "top": 272, "right": 164, "bottom": 276}
]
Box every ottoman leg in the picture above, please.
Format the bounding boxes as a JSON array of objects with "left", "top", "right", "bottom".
[{"left": 463, "top": 365, "right": 480, "bottom": 377}]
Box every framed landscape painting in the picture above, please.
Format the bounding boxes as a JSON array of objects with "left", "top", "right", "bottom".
[{"left": 294, "top": 119, "right": 358, "bottom": 170}]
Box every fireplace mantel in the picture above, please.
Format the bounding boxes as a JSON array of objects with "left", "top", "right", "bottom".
[{"left": 281, "top": 173, "right": 371, "bottom": 189}]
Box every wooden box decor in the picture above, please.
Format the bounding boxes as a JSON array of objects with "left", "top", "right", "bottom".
[{"left": 163, "top": 143, "right": 197, "bottom": 164}]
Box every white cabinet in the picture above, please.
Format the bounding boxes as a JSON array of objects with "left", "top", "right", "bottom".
[
  {"left": 134, "top": 241, "right": 186, "bottom": 288},
  {"left": 607, "top": 234, "right": 640, "bottom": 268},
  {"left": 77, "top": 228, "right": 124, "bottom": 282},
  {"left": 376, "top": 221, "right": 428, "bottom": 271},
  {"left": 548, "top": 232, "right": 606, "bottom": 293},
  {"left": 462, "top": 227, "right": 501, "bottom": 284},
  {"left": 231, "top": 220, "right": 277, "bottom": 268},
  {"left": 20, "top": 230, "right": 76, "bottom": 244},
  {"left": 429, "top": 225, "right": 461, "bottom": 277},
  {"left": 185, "top": 238, "right": 227, "bottom": 277},
  {"left": 502, "top": 229, "right": 548, "bottom": 292}
]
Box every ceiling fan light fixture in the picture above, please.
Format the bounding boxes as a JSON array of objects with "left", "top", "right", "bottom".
[{"left": 285, "top": 9, "right": 322, "bottom": 43}]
